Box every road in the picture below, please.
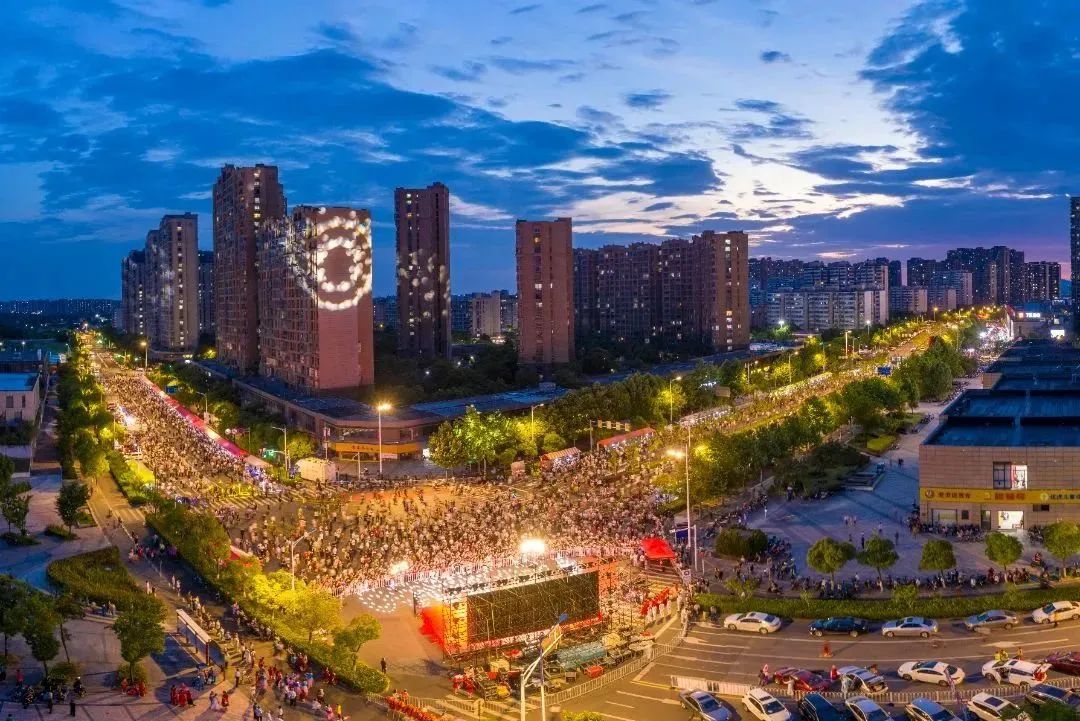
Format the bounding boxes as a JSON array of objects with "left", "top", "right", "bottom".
[{"left": 558, "top": 616, "right": 1080, "bottom": 721}]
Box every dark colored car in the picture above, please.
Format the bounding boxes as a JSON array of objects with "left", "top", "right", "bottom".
[
  {"left": 1045, "top": 651, "right": 1080, "bottom": 676},
  {"left": 798, "top": 693, "right": 846, "bottom": 721},
  {"left": 1025, "top": 684, "right": 1080, "bottom": 709},
  {"left": 680, "top": 690, "right": 734, "bottom": 721},
  {"left": 809, "top": 617, "right": 871, "bottom": 637},
  {"left": 774, "top": 668, "right": 832, "bottom": 693}
]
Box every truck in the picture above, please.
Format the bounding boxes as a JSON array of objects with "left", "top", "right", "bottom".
[{"left": 295, "top": 457, "right": 335, "bottom": 483}]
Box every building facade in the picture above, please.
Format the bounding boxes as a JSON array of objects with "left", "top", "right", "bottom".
[
  {"left": 469, "top": 291, "right": 504, "bottom": 339},
  {"left": 120, "top": 250, "right": 147, "bottom": 336},
  {"left": 889, "top": 285, "right": 929, "bottom": 316},
  {"left": 197, "top": 250, "right": 214, "bottom": 338},
  {"left": 213, "top": 164, "right": 286, "bottom": 372},
  {"left": 145, "top": 214, "right": 199, "bottom": 351},
  {"left": 1023, "top": 261, "right": 1061, "bottom": 302},
  {"left": 516, "top": 218, "right": 575, "bottom": 365},
  {"left": 1072, "top": 197, "right": 1080, "bottom": 328},
  {"left": 394, "top": 183, "right": 451, "bottom": 359},
  {"left": 257, "top": 206, "right": 374, "bottom": 392},
  {"left": 766, "top": 288, "right": 887, "bottom": 331}
]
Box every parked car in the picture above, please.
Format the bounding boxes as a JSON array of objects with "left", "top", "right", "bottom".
[
  {"left": 1045, "top": 650, "right": 1080, "bottom": 676},
  {"left": 773, "top": 668, "right": 831, "bottom": 693},
  {"left": 980, "top": 659, "right": 1050, "bottom": 687},
  {"left": 964, "top": 610, "right": 1018, "bottom": 632},
  {"left": 897, "top": 660, "right": 966, "bottom": 686},
  {"left": 680, "top": 690, "right": 734, "bottom": 721},
  {"left": 743, "top": 688, "right": 792, "bottom": 721},
  {"left": 1032, "top": 601, "right": 1080, "bottom": 625},
  {"left": 724, "top": 612, "right": 783, "bottom": 634},
  {"left": 966, "top": 693, "right": 1030, "bottom": 721},
  {"left": 1024, "top": 684, "right": 1080, "bottom": 709},
  {"left": 798, "top": 693, "right": 845, "bottom": 721},
  {"left": 838, "top": 666, "right": 889, "bottom": 695},
  {"left": 881, "top": 617, "right": 939, "bottom": 638},
  {"left": 905, "top": 699, "right": 961, "bottom": 721},
  {"left": 845, "top": 696, "right": 890, "bottom": 721},
  {"left": 809, "top": 617, "right": 871, "bottom": 637}
]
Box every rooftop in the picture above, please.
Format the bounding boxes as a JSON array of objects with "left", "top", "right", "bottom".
[
  {"left": 0, "top": 373, "right": 38, "bottom": 392},
  {"left": 928, "top": 388, "right": 1080, "bottom": 447}
]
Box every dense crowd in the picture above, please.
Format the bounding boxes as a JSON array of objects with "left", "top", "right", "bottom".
[{"left": 103, "top": 372, "right": 282, "bottom": 505}]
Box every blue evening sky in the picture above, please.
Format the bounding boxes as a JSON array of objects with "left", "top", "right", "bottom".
[{"left": 1, "top": 0, "right": 1075, "bottom": 298}]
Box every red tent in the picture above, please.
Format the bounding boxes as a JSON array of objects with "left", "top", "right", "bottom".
[{"left": 640, "top": 536, "right": 677, "bottom": 561}]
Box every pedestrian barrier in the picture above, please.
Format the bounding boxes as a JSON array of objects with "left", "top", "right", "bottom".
[{"left": 668, "top": 675, "right": 1080, "bottom": 705}]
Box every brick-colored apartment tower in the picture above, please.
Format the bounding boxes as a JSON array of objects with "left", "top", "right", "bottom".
[
  {"left": 212, "top": 164, "right": 286, "bottom": 373},
  {"left": 394, "top": 183, "right": 451, "bottom": 359},
  {"left": 120, "top": 250, "right": 146, "bottom": 336},
  {"left": 145, "top": 214, "right": 199, "bottom": 351},
  {"left": 516, "top": 218, "right": 574, "bottom": 365},
  {"left": 258, "top": 206, "right": 375, "bottom": 392}
]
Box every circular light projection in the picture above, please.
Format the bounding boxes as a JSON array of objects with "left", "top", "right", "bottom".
[{"left": 284, "top": 208, "right": 373, "bottom": 311}]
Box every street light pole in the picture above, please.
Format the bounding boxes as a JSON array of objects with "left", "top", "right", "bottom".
[
  {"left": 668, "top": 376, "right": 682, "bottom": 424},
  {"left": 195, "top": 391, "right": 209, "bottom": 419},
  {"left": 289, "top": 531, "right": 311, "bottom": 592},
  {"left": 376, "top": 403, "right": 392, "bottom": 476}
]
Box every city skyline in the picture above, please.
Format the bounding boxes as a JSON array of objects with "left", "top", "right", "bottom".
[{"left": 2, "top": 1, "right": 1078, "bottom": 299}]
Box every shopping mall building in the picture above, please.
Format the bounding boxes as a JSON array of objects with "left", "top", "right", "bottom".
[{"left": 919, "top": 340, "right": 1080, "bottom": 529}]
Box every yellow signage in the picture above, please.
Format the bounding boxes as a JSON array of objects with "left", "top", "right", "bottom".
[
  {"left": 331, "top": 440, "right": 423, "bottom": 454},
  {"left": 921, "top": 487, "right": 1080, "bottom": 504}
]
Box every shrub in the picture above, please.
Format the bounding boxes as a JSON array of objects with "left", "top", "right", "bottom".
[
  {"left": 865, "top": 434, "right": 896, "bottom": 455},
  {"left": 115, "top": 661, "right": 148, "bottom": 685},
  {"left": 714, "top": 528, "right": 768, "bottom": 558},
  {"left": 49, "top": 661, "right": 81, "bottom": 682},
  {"left": 107, "top": 452, "right": 155, "bottom": 506},
  {"left": 1, "top": 531, "right": 38, "bottom": 546},
  {"left": 47, "top": 548, "right": 160, "bottom": 613},
  {"left": 44, "top": 524, "right": 76, "bottom": 541}
]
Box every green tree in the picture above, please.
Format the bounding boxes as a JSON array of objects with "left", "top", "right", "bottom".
[
  {"left": 56, "top": 482, "right": 91, "bottom": 533},
  {"left": 919, "top": 358, "right": 953, "bottom": 400},
  {"left": 856, "top": 536, "right": 899, "bottom": 582},
  {"left": 113, "top": 600, "right": 165, "bottom": 684},
  {"left": 286, "top": 433, "right": 317, "bottom": 461},
  {"left": 806, "top": 538, "right": 856, "bottom": 583},
  {"left": 23, "top": 595, "right": 60, "bottom": 677},
  {"left": 985, "top": 532, "right": 1023, "bottom": 574},
  {"left": 1, "top": 492, "right": 30, "bottom": 535},
  {"left": 1042, "top": 522, "right": 1080, "bottom": 577},
  {"left": 1023, "top": 701, "right": 1080, "bottom": 721},
  {"left": 287, "top": 585, "right": 341, "bottom": 644},
  {"left": 330, "top": 614, "right": 381, "bottom": 672},
  {"left": 891, "top": 584, "right": 919, "bottom": 615},
  {"left": 427, "top": 422, "right": 468, "bottom": 470},
  {"left": 919, "top": 539, "right": 957, "bottom": 572},
  {"left": 0, "top": 575, "right": 29, "bottom": 658},
  {"left": 53, "top": 593, "right": 84, "bottom": 664}
]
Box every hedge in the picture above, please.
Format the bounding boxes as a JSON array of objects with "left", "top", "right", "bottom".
[
  {"left": 865, "top": 434, "right": 897, "bottom": 455},
  {"left": 714, "top": 528, "right": 768, "bottom": 559},
  {"left": 146, "top": 502, "right": 389, "bottom": 695},
  {"left": 107, "top": 451, "right": 155, "bottom": 506},
  {"left": 695, "top": 586, "right": 1080, "bottom": 622},
  {"left": 47, "top": 547, "right": 162, "bottom": 614}
]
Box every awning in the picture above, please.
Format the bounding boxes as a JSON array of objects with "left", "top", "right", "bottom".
[
  {"left": 541, "top": 447, "right": 581, "bottom": 464},
  {"left": 641, "top": 536, "right": 677, "bottom": 561},
  {"left": 597, "top": 427, "right": 655, "bottom": 448}
]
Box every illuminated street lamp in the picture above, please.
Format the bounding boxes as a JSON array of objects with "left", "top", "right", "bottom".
[
  {"left": 519, "top": 538, "right": 547, "bottom": 556},
  {"left": 289, "top": 531, "right": 312, "bottom": 592},
  {"left": 376, "top": 402, "right": 392, "bottom": 475},
  {"left": 667, "top": 376, "right": 682, "bottom": 424},
  {"left": 932, "top": 306, "right": 939, "bottom": 322},
  {"left": 139, "top": 339, "right": 148, "bottom": 369},
  {"left": 272, "top": 425, "right": 289, "bottom": 477},
  {"left": 666, "top": 441, "right": 695, "bottom": 575}
]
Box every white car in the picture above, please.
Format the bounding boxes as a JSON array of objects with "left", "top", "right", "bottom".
[
  {"left": 882, "top": 617, "right": 939, "bottom": 638},
  {"left": 967, "top": 693, "right": 1030, "bottom": 721},
  {"left": 897, "top": 660, "right": 966, "bottom": 686},
  {"left": 980, "top": 659, "right": 1050, "bottom": 687},
  {"left": 845, "top": 696, "right": 890, "bottom": 721},
  {"left": 723, "top": 612, "right": 782, "bottom": 634},
  {"left": 838, "top": 666, "right": 889, "bottom": 695},
  {"left": 742, "top": 688, "right": 792, "bottom": 721},
  {"left": 1032, "top": 601, "right": 1080, "bottom": 625}
]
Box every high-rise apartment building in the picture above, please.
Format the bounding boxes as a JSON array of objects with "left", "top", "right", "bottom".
[
  {"left": 1023, "top": 261, "right": 1061, "bottom": 302},
  {"left": 516, "top": 218, "right": 575, "bottom": 365},
  {"left": 907, "top": 258, "right": 942, "bottom": 289},
  {"left": 766, "top": 288, "right": 887, "bottom": 331},
  {"left": 932, "top": 269, "right": 974, "bottom": 307},
  {"left": 373, "top": 296, "right": 398, "bottom": 330},
  {"left": 888, "top": 260, "right": 902, "bottom": 290},
  {"left": 469, "top": 291, "right": 504, "bottom": 339},
  {"left": 853, "top": 257, "right": 891, "bottom": 293},
  {"left": 1072, "top": 197, "right": 1080, "bottom": 326},
  {"left": 197, "top": 250, "right": 214, "bottom": 338},
  {"left": 213, "top": 164, "right": 286, "bottom": 373},
  {"left": 889, "top": 286, "right": 929, "bottom": 316},
  {"left": 395, "top": 183, "right": 451, "bottom": 359},
  {"left": 500, "top": 293, "right": 518, "bottom": 334},
  {"left": 574, "top": 243, "right": 660, "bottom": 345},
  {"left": 572, "top": 247, "right": 600, "bottom": 339},
  {"left": 120, "top": 251, "right": 146, "bottom": 336},
  {"left": 145, "top": 214, "right": 199, "bottom": 351},
  {"left": 946, "top": 248, "right": 998, "bottom": 305},
  {"left": 257, "top": 206, "right": 374, "bottom": 392}
]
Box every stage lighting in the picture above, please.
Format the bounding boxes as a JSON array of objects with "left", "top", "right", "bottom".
[
  {"left": 519, "top": 538, "right": 547, "bottom": 555},
  {"left": 389, "top": 560, "right": 409, "bottom": 575}
]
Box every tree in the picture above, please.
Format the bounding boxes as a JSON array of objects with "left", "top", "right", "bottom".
[
  {"left": 287, "top": 585, "right": 341, "bottom": 644},
  {"left": 1, "top": 492, "right": 29, "bottom": 535},
  {"left": 857, "top": 536, "right": 899, "bottom": 582},
  {"left": 53, "top": 593, "right": 84, "bottom": 664},
  {"left": 427, "top": 422, "right": 468, "bottom": 470},
  {"left": 985, "top": 532, "right": 1023, "bottom": 574},
  {"left": 23, "top": 595, "right": 60, "bottom": 677},
  {"left": 806, "top": 538, "right": 856, "bottom": 583},
  {"left": 113, "top": 600, "right": 165, "bottom": 684},
  {"left": 286, "top": 433, "right": 317, "bottom": 461},
  {"left": 330, "top": 614, "right": 381, "bottom": 672},
  {"left": 56, "top": 482, "right": 91, "bottom": 533},
  {"left": 1042, "top": 522, "right": 1080, "bottom": 577},
  {"left": 1023, "top": 700, "right": 1080, "bottom": 721},
  {"left": 919, "top": 539, "right": 957, "bottom": 572},
  {"left": 0, "top": 576, "right": 29, "bottom": 658}
]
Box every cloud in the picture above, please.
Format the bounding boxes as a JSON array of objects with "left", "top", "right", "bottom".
[
  {"left": 488, "top": 56, "right": 574, "bottom": 74},
  {"left": 509, "top": 3, "right": 541, "bottom": 14},
  {"left": 729, "top": 98, "right": 813, "bottom": 140},
  {"left": 624, "top": 90, "right": 672, "bottom": 110},
  {"left": 759, "top": 50, "right": 792, "bottom": 64},
  {"left": 431, "top": 61, "right": 487, "bottom": 82},
  {"left": 577, "top": 3, "right": 606, "bottom": 12},
  {"left": 643, "top": 201, "right": 674, "bottom": 212}
]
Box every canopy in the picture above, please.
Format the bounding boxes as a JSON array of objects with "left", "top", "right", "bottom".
[
  {"left": 597, "top": 427, "right": 654, "bottom": 448},
  {"left": 641, "top": 536, "right": 677, "bottom": 561},
  {"left": 541, "top": 447, "right": 581, "bottom": 466}
]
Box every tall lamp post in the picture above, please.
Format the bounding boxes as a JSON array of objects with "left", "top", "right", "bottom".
[
  {"left": 194, "top": 390, "right": 209, "bottom": 419},
  {"left": 529, "top": 403, "right": 545, "bottom": 456},
  {"left": 666, "top": 433, "right": 694, "bottom": 576},
  {"left": 272, "top": 425, "right": 289, "bottom": 478},
  {"left": 140, "top": 339, "right": 148, "bottom": 370},
  {"left": 288, "top": 531, "right": 312, "bottom": 592},
  {"left": 667, "top": 376, "right": 682, "bottom": 424},
  {"left": 376, "top": 403, "right": 391, "bottom": 475}
]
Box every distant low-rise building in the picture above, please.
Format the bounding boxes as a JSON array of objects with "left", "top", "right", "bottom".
[{"left": 0, "top": 373, "right": 39, "bottom": 425}]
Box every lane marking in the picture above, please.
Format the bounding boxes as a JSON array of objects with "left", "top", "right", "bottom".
[
  {"left": 633, "top": 680, "right": 672, "bottom": 690},
  {"left": 605, "top": 701, "right": 635, "bottom": 708},
  {"left": 615, "top": 691, "right": 681, "bottom": 705}
]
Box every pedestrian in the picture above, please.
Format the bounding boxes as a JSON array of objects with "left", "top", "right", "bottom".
[
  {"left": 821, "top": 641, "right": 832, "bottom": 658},
  {"left": 45, "top": 688, "right": 54, "bottom": 713},
  {"left": 380, "top": 657, "right": 387, "bottom": 674},
  {"left": 234, "top": 668, "right": 242, "bottom": 689},
  {"left": 860, "top": 534, "right": 865, "bottom": 549},
  {"left": 69, "top": 695, "right": 76, "bottom": 717},
  {"left": 786, "top": 676, "right": 796, "bottom": 697},
  {"left": 894, "top": 530, "right": 900, "bottom": 545},
  {"left": 841, "top": 675, "right": 851, "bottom": 698}
]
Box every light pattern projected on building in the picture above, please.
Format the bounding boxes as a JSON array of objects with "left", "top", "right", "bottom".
[{"left": 284, "top": 208, "right": 373, "bottom": 312}]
